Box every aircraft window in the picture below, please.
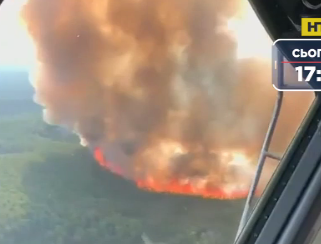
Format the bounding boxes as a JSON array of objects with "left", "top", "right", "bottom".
[
  {"left": 254, "top": 59, "right": 314, "bottom": 203},
  {"left": 0, "top": 1, "right": 315, "bottom": 244}
]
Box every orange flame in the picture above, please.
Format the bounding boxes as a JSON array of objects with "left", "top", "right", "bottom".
[
  {"left": 94, "top": 147, "right": 123, "bottom": 176},
  {"left": 94, "top": 147, "right": 251, "bottom": 200}
]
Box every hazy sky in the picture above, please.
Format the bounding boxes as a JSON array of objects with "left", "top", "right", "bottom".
[
  {"left": 0, "top": 0, "right": 270, "bottom": 71},
  {"left": 0, "top": 0, "right": 35, "bottom": 70}
]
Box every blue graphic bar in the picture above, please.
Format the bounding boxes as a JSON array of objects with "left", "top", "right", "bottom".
[{"left": 272, "top": 39, "right": 321, "bottom": 91}]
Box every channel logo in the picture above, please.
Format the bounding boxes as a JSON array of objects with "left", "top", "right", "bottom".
[{"left": 301, "top": 18, "right": 321, "bottom": 36}]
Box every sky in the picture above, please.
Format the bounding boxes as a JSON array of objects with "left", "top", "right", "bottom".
[
  {"left": 0, "top": 0, "right": 271, "bottom": 71},
  {"left": 0, "top": 0, "right": 35, "bottom": 70}
]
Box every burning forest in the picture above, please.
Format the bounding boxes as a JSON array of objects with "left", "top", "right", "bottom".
[{"left": 20, "top": 0, "right": 313, "bottom": 200}]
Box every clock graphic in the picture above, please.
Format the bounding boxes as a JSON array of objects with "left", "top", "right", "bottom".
[{"left": 295, "top": 66, "right": 321, "bottom": 82}]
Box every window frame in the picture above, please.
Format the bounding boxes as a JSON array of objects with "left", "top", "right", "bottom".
[{"left": 235, "top": 94, "right": 321, "bottom": 244}]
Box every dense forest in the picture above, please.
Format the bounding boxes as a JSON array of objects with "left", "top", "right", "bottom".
[{"left": 0, "top": 70, "right": 252, "bottom": 244}]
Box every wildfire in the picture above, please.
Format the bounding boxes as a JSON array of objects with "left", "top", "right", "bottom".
[
  {"left": 19, "top": 0, "right": 313, "bottom": 202},
  {"left": 94, "top": 147, "right": 255, "bottom": 200}
]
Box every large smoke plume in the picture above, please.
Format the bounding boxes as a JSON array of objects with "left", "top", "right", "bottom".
[{"left": 20, "top": 0, "right": 313, "bottom": 198}]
